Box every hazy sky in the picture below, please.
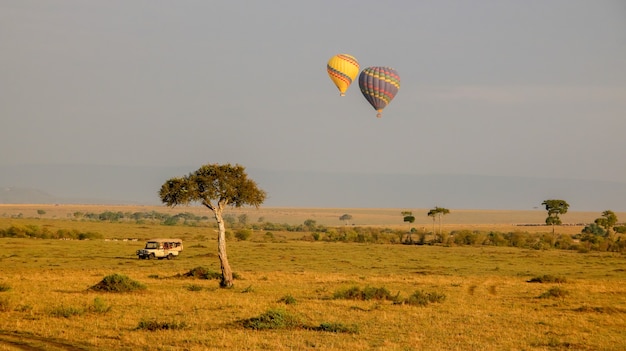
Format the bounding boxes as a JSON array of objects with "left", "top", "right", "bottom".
[{"left": 2, "top": 1, "right": 625, "bottom": 185}]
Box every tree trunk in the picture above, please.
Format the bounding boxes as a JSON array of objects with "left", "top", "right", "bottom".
[
  {"left": 214, "top": 207, "right": 234, "bottom": 288},
  {"left": 438, "top": 214, "right": 442, "bottom": 236},
  {"left": 432, "top": 218, "right": 435, "bottom": 236}
]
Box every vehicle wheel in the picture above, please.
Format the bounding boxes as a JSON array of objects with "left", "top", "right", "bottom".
[
  {"left": 167, "top": 253, "right": 174, "bottom": 260},
  {"left": 149, "top": 253, "right": 155, "bottom": 260}
]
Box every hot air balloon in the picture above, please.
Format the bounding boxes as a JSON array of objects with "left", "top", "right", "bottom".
[
  {"left": 358, "top": 66, "right": 400, "bottom": 118},
  {"left": 327, "top": 54, "right": 360, "bottom": 96}
]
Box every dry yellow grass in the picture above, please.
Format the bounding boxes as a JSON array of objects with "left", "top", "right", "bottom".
[
  {"left": 0, "top": 239, "right": 625, "bottom": 350},
  {"left": 1, "top": 205, "right": 625, "bottom": 350}
]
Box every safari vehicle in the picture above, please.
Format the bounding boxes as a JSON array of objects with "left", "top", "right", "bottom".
[{"left": 136, "top": 238, "right": 183, "bottom": 260}]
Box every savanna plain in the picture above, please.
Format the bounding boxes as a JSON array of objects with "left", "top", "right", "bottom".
[{"left": 0, "top": 204, "right": 625, "bottom": 351}]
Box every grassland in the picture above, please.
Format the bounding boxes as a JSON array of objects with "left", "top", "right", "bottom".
[{"left": 0, "top": 205, "right": 625, "bottom": 350}]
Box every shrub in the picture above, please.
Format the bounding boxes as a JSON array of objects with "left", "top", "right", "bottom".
[
  {"left": 539, "top": 287, "right": 568, "bottom": 299},
  {"left": 527, "top": 275, "right": 567, "bottom": 283},
  {"left": 332, "top": 286, "right": 393, "bottom": 301},
  {"left": 313, "top": 322, "right": 359, "bottom": 334},
  {"left": 90, "top": 297, "right": 111, "bottom": 313},
  {"left": 235, "top": 229, "right": 252, "bottom": 241},
  {"left": 50, "top": 305, "right": 85, "bottom": 318},
  {"left": 278, "top": 295, "right": 297, "bottom": 305},
  {"left": 241, "top": 308, "right": 304, "bottom": 330},
  {"left": 401, "top": 290, "right": 446, "bottom": 306},
  {"left": 136, "top": 319, "right": 187, "bottom": 331},
  {"left": 186, "top": 284, "right": 203, "bottom": 291},
  {"left": 0, "top": 283, "right": 10, "bottom": 292},
  {"left": 89, "top": 274, "right": 146, "bottom": 293},
  {"left": 180, "top": 266, "right": 222, "bottom": 280}
]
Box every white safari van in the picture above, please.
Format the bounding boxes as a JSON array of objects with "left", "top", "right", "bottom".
[{"left": 136, "top": 238, "right": 183, "bottom": 260}]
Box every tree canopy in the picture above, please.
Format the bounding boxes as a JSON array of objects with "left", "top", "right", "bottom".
[{"left": 160, "top": 164, "right": 266, "bottom": 211}]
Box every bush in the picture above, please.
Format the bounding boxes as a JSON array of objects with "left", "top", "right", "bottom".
[
  {"left": 278, "top": 295, "right": 297, "bottom": 305},
  {"left": 90, "top": 297, "right": 111, "bottom": 313},
  {"left": 332, "top": 286, "right": 393, "bottom": 301},
  {"left": 527, "top": 275, "right": 567, "bottom": 283},
  {"left": 136, "top": 319, "right": 187, "bottom": 331},
  {"left": 313, "top": 322, "right": 359, "bottom": 334},
  {"left": 235, "top": 229, "right": 252, "bottom": 241},
  {"left": 0, "top": 283, "right": 10, "bottom": 292},
  {"left": 89, "top": 274, "right": 146, "bottom": 293},
  {"left": 180, "top": 266, "right": 222, "bottom": 280},
  {"left": 402, "top": 290, "right": 446, "bottom": 306},
  {"left": 241, "top": 308, "right": 304, "bottom": 330},
  {"left": 538, "top": 287, "right": 568, "bottom": 299},
  {"left": 49, "top": 305, "right": 85, "bottom": 318}
]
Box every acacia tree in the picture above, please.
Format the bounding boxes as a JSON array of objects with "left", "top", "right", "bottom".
[
  {"left": 595, "top": 210, "right": 618, "bottom": 238},
  {"left": 427, "top": 207, "right": 450, "bottom": 240},
  {"left": 541, "top": 199, "right": 569, "bottom": 235},
  {"left": 159, "top": 163, "right": 266, "bottom": 288},
  {"left": 401, "top": 211, "right": 415, "bottom": 242},
  {"left": 339, "top": 214, "right": 353, "bottom": 225}
]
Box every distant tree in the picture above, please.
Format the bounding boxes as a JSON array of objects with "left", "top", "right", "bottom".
[
  {"left": 223, "top": 214, "right": 236, "bottom": 226},
  {"left": 401, "top": 211, "right": 415, "bottom": 241},
  {"left": 542, "top": 199, "right": 569, "bottom": 234},
  {"left": 594, "top": 210, "right": 618, "bottom": 237},
  {"left": 427, "top": 207, "right": 450, "bottom": 238},
  {"left": 238, "top": 213, "right": 249, "bottom": 226},
  {"left": 339, "top": 214, "right": 353, "bottom": 225},
  {"left": 159, "top": 163, "right": 266, "bottom": 288},
  {"left": 303, "top": 219, "right": 317, "bottom": 231},
  {"left": 581, "top": 222, "right": 605, "bottom": 238},
  {"left": 37, "top": 209, "right": 46, "bottom": 216}
]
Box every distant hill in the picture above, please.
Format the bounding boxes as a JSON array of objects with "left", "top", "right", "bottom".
[
  {"left": 0, "top": 187, "right": 57, "bottom": 204},
  {"left": 0, "top": 186, "right": 138, "bottom": 205},
  {"left": 1, "top": 164, "right": 625, "bottom": 211}
]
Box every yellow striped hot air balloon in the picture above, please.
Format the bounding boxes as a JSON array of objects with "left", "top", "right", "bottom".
[{"left": 326, "top": 54, "right": 360, "bottom": 96}]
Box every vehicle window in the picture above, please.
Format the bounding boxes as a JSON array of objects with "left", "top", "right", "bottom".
[{"left": 145, "top": 242, "right": 158, "bottom": 249}]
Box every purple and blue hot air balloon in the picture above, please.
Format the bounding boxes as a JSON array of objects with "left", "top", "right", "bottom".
[{"left": 358, "top": 66, "right": 400, "bottom": 118}]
